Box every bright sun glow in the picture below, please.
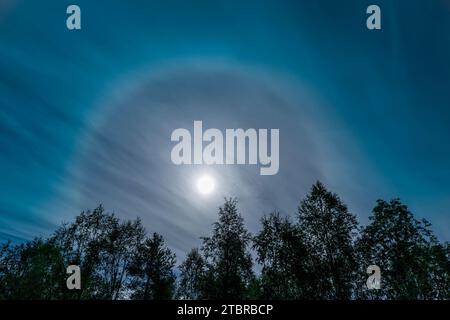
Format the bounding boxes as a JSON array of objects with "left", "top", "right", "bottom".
[{"left": 197, "top": 175, "right": 215, "bottom": 195}]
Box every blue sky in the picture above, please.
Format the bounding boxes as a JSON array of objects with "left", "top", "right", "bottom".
[{"left": 0, "top": 0, "right": 449, "bottom": 255}]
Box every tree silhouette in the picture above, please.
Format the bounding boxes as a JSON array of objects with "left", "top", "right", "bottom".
[
  {"left": 0, "top": 239, "right": 66, "bottom": 299},
  {"left": 0, "top": 183, "right": 448, "bottom": 300},
  {"left": 201, "top": 198, "right": 254, "bottom": 299},
  {"left": 128, "top": 233, "right": 176, "bottom": 300},
  {"left": 254, "top": 212, "right": 312, "bottom": 299},
  {"left": 356, "top": 199, "right": 450, "bottom": 299},
  {"left": 297, "top": 182, "right": 358, "bottom": 299},
  {"left": 176, "top": 248, "right": 206, "bottom": 299},
  {"left": 51, "top": 205, "right": 146, "bottom": 299}
]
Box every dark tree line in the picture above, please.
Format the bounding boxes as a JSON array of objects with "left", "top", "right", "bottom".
[
  {"left": 0, "top": 206, "right": 175, "bottom": 300},
  {"left": 0, "top": 182, "right": 449, "bottom": 299}
]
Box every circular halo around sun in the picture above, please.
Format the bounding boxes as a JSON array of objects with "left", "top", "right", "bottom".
[{"left": 197, "top": 175, "right": 215, "bottom": 195}]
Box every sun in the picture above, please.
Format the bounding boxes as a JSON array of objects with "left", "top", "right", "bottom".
[{"left": 197, "top": 175, "right": 215, "bottom": 195}]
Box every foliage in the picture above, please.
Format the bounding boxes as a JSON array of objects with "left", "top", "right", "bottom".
[
  {"left": 176, "top": 248, "right": 206, "bottom": 299},
  {"left": 201, "top": 198, "right": 254, "bottom": 299},
  {"left": 128, "top": 233, "right": 176, "bottom": 300},
  {"left": 0, "top": 183, "right": 448, "bottom": 300},
  {"left": 356, "top": 199, "right": 450, "bottom": 299}
]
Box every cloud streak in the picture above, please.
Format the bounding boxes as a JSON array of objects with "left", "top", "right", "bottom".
[{"left": 39, "top": 62, "right": 386, "bottom": 259}]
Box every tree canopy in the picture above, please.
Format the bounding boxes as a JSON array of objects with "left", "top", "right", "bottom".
[{"left": 0, "top": 183, "right": 448, "bottom": 299}]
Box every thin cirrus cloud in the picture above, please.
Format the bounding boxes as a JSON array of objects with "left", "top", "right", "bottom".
[
  {"left": 0, "top": 0, "right": 449, "bottom": 256},
  {"left": 37, "top": 61, "right": 385, "bottom": 258}
]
